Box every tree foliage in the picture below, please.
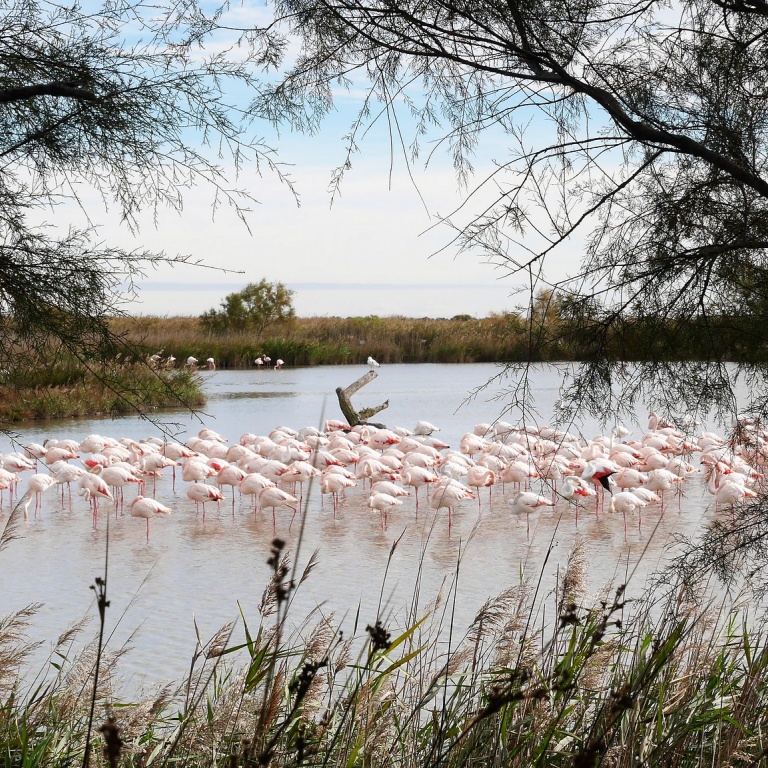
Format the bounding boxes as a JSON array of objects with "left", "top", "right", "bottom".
[
  {"left": 0, "top": 0, "right": 288, "bottom": 400},
  {"left": 230, "top": 0, "right": 768, "bottom": 423},
  {"left": 201, "top": 280, "right": 296, "bottom": 334}
]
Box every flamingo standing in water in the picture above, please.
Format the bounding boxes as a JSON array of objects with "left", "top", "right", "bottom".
[
  {"left": 401, "top": 465, "right": 439, "bottom": 512},
  {"left": 216, "top": 464, "right": 248, "bottom": 512},
  {"left": 429, "top": 479, "right": 474, "bottom": 530},
  {"left": 78, "top": 473, "right": 114, "bottom": 524},
  {"left": 258, "top": 485, "right": 299, "bottom": 529},
  {"left": 368, "top": 491, "right": 403, "bottom": 527},
  {"left": 561, "top": 475, "right": 596, "bottom": 525},
  {"left": 97, "top": 465, "right": 143, "bottom": 515},
  {"left": 465, "top": 465, "right": 496, "bottom": 513},
  {"left": 610, "top": 491, "right": 648, "bottom": 532},
  {"left": 239, "top": 473, "right": 276, "bottom": 511},
  {"left": 509, "top": 491, "right": 555, "bottom": 536},
  {"left": 130, "top": 496, "right": 171, "bottom": 542},
  {"left": 21, "top": 474, "right": 57, "bottom": 518},
  {"left": 186, "top": 482, "right": 224, "bottom": 520},
  {"left": 320, "top": 472, "right": 356, "bottom": 517}
]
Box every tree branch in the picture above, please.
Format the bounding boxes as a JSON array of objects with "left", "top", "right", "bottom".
[{"left": 0, "top": 82, "right": 97, "bottom": 104}]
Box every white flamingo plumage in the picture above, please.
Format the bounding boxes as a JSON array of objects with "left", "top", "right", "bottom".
[{"left": 130, "top": 496, "right": 172, "bottom": 541}]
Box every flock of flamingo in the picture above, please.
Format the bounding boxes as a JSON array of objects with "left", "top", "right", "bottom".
[{"left": 0, "top": 411, "right": 763, "bottom": 540}]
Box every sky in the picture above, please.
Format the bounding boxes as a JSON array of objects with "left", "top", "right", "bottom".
[{"left": 74, "top": 2, "right": 586, "bottom": 319}]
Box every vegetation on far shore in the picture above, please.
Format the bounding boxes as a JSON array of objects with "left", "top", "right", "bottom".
[
  {"left": 0, "top": 352, "right": 203, "bottom": 423},
  {"left": 7, "top": 297, "right": 768, "bottom": 423},
  {"left": 118, "top": 297, "right": 768, "bottom": 370}
]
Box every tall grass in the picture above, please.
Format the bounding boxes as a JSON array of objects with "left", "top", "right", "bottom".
[
  {"left": 0, "top": 360, "right": 203, "bottom": 422},
  {"left": 1, "top": 527, "right": 767, "bottom": 767},
  {"left": 112, "top": 314, "right": 535, "bottom": 367}
]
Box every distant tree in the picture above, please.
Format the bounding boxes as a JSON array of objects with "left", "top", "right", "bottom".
[{"left": 201, "top": 280, "right": 296, "bottom": 334}]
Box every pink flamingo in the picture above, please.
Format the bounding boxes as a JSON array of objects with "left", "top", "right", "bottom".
[
  {"left": 465, "top": 465, "right": 496, "bottom": 513},
  {"left": 368, "top": 491, "right": 403, "bottom": 527},
  {"left": 130, "top": 496, "right": 172, "bottom": 542},
  {"left": 186, "top": 482, "right": 224, "bottom": 520},
  {"left": 258, "top": 485, "right": 298, "bottom": 529},
  {"left": 21, "top": 474, "right": 57, "bottom": 518}
]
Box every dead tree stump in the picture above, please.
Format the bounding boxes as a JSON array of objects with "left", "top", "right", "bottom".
[{"left": 336, "top": 370, "right": 389, "bottom": 428}]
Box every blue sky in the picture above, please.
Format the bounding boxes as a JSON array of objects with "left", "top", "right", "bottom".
[{"left": 81, "top": 2, "right": 586, "bottom": 318}]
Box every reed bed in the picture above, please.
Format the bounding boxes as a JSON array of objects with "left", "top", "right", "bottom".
[
  {"left": 112, "top": 314, "right": 538, "bottom": 367},
  {"left": 0, "top": 360, "right": 203, "bottom": 422},
  {"left": 2, "top": 529, "right": 767, "bottom": 768}
]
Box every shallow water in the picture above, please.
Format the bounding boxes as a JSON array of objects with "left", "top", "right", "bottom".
[{"left": 0, "top": 364, "right": 718, "bottom": 691}]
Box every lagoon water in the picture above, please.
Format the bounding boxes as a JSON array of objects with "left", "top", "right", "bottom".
[{"left": 0, "top": 364, "right": 722, "bottom": 691}]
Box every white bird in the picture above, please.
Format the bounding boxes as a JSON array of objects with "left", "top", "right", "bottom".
[
  {"left": 320, "top": 472, "right": 357, "bottom": 516},
  {"left": 509, "top": 491, "right": 555, "bottom": 535},
  {"left": 368, "top": 492, "right": 403, "bottom": 526},
  {"left": 258, "top": 486, "right": 299, "bottom": 528},
  {"left": 401, "top": 465, "right": 439, "bottom": 511},
  {"left": 186, "top": 482, "right": 224, "bottom": 519},
  {"left": 367, "top": 356, "right": 380, "bottom": 368},
  {"left": 130, "top": 496, "right": 172, "bottom": 542},
  {"left": 465, "top": 465, "right": 496, "bottom": 512},
  {"left": 239, "top": 473, "right": 276, "bottom": 510},
  {"left": 21, "top": 474, "right": 57, "bottom": 518},
  {"left": 429, "top": 479, "right": 474, "bottom": 528},
  {"left": 77, "top": 473, "right": 114, "bottom": 520}
]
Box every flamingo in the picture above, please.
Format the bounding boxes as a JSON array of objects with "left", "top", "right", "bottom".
[
  {"left": 258, "top": 486, "right": 299, "bottom": 529},
  {"left": 561, "top": 475, "right": 596, "bottom": 524},
  {"left": 368, "top": 492, "right": 403, "bottom": 527},
  {"left": 97, "top": 465, "right": 143, "bottom": 515},
  {"left": 186, "top": 482, "right": 224, "bottom": 520},
  {"left": 429, "top": 479, "right": 474, "bottom": 529},
  {"left": 509, "top": 491, "right": 555, "bottom": 536},
  {"left": 239, "top": 473, "right": 276, "bottom": 510},
  {"left": 21, "top": 474, "right": 57, "bottom": 518},
  {"left": 465, "top": 465, "right": 496, "bottom": 512},
  {"left": 141, "top": 453, "right": 178, "bottom": 495},
  {"left": 23, "top": 443, "right": 47, "bottom": 469},
  {"left": 320, "top": 472, "right": 357, "bottom": 517},
  {"left": 217, "top": 465, "right": 248, "bottom": 511},
  {"left": 279, "top": 460, "right": 320, "bottom": 506},
  {"left": 50, "top": 460, "right": 87, "bottom": 503},
  {"left": 130, "top": 496, "right": 172, "bottom": 542},
  {"left": 370, "top": 480, "right": 410, "bottom": 499},
  {"left": 78, "top": 473, "right": 114, "bottom": 523},
  {"left": 275, "top": 359, "right": 284, "bottom": 370},
  {"left": 401, "top": 465, "right": 439, "bottom": 512},
  {"left": 610, "top": 491, "right": 648, "bottom": 531}
]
